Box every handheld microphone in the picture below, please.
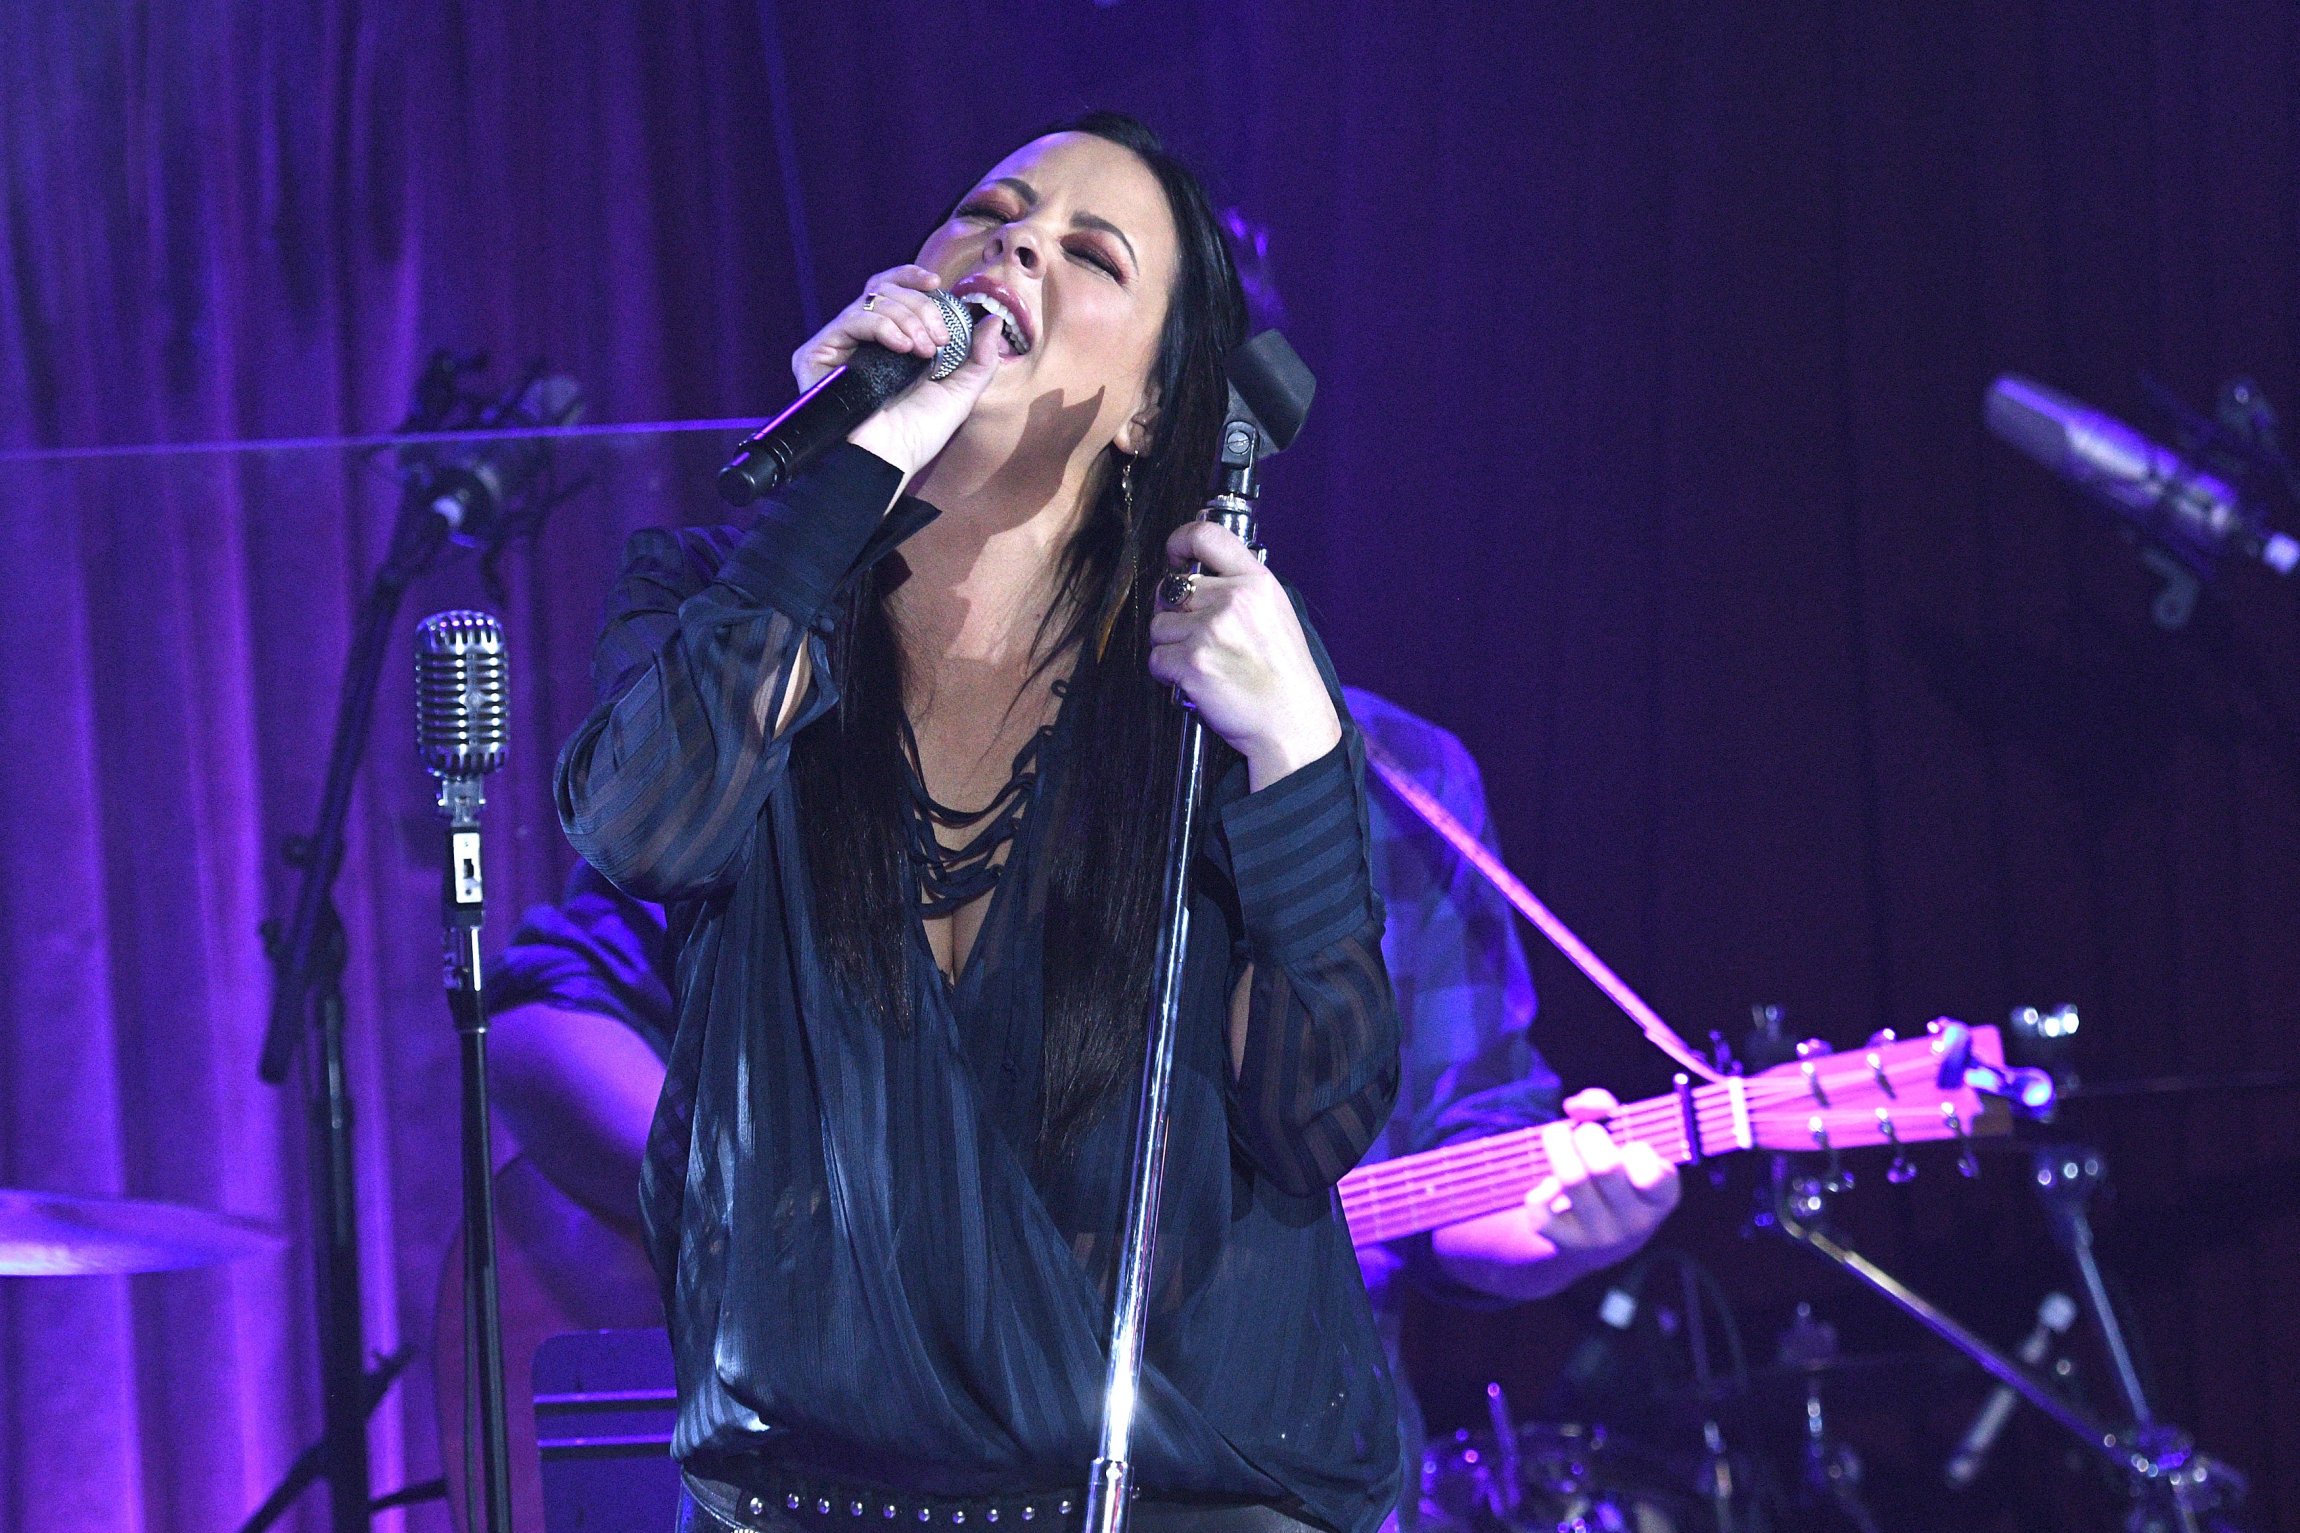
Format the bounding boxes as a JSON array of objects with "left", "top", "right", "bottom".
[
  {"left": 719, "top": 288, "right": 975, "bottom": 506},
  {"left": 1985, "top": 375, "right": 2300, "bottom": 578},
  {"left": 1943, "top": 1290, "right": 2078, "bottom": 1487}
]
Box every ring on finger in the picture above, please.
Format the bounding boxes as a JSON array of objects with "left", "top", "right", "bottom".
[
  {"left": 862, "top": 292, "right": 881, "bottom": 312},
  {"left": 1158, "top": 570, "right": 1199, "bottom": 610}
]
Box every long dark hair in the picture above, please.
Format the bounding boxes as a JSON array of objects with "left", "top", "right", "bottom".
[{"left": 788, "top": 112, "right": 1249, "bottom": 1164}]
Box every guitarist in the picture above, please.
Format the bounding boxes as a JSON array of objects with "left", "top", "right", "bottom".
[
  {"left": 1343, "top": 688, "right": 1680, "bottom": 1527},
  {"left": 434, "top": 688, "right": 1678, "bottom": 1532}
]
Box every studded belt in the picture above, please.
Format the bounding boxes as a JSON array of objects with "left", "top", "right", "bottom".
[
  {"left": 683, "top": 1465, "right": 1318, "bottom": 1533},
  {"left": 685, "top": 1465, "right": 1082, "bottom": 1532}
]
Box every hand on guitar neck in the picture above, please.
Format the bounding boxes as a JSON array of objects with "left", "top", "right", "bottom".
[
  {"left": 1341, "top": 1022, "right": 2019, "bottom": 1304},
  {"left": 1426, "top": 1088, "right": 1682, "bottom": 1302}
]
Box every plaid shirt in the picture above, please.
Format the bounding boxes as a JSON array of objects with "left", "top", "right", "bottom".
[{"left": 1345, "top": 687, "right": 1561, "bottom": 1308}]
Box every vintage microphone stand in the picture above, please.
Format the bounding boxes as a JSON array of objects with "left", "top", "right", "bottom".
[{"left": 1083, "top": 332, "right": 1315, "bottom": 1533}]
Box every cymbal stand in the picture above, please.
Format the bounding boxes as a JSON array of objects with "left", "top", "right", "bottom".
[
  {"left": 2031, "top": 1144, "right": 2248, "bottom": 1533},
  {"left": 1678, "top": 1258, "right": 1738, "bottom": 1533},
  {"left": 1774, "top": 1301, "right": 1880, "bottom": 1533},
  {"left": 1770, "top": 1164, "right": 2247, "bottom": 1531}
]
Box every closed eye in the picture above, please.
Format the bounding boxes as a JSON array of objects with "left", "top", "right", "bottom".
[{"left": 1068, "top": 241, "right": 1122, "bottom": 280}]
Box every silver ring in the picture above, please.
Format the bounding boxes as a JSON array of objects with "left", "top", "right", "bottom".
[
  {"left": 1158, "top": 570, "right": 1199, "bottom": 610},
  {"left": 861, "top": 292, "right": 881, "bottom": 312}
]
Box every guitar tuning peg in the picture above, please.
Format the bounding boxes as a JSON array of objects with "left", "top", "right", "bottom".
[
  {"left": 1809, "top": 1119, "right": 1854, "bottom": 1194},
  {"left": 1795, "top": 1038, "right": 1833, "bottom": 1059},
  {"left": 1864, "top": 1028, "right": 1897, "bottom": 1047},
  {"left": 1876, "top": 1109, "right": 1917, "bottom": 1183},
  {"left": 1942, "top": 1103, "right": 1980, "bottom": 1178}
]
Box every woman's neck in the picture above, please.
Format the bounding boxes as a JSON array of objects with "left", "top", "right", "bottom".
[{"left": 891, "top": 428, "right": 1106, "bottom": 673}]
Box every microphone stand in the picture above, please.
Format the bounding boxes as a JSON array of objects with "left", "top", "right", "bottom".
[
  {"left": 1081, "top": 415, "right": 1271, "bottom": 1533},
  {"left": 250, "top": 492, "right": 453, "bottom": 1533},
  {"left": 430, "top": 706, "right": 513, "bottom": 1533}
]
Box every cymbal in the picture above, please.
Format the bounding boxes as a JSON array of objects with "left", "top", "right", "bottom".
[
  {"left": 0, "top": 1189, "right": 285, "bottom": 1276},
  {"left": 1654, "top": 1350, "right": 1966, "bottom": 1416}
]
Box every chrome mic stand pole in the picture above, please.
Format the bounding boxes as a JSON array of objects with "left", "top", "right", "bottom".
[
  {"left": 417, "top": 612, "right": 515, "bottom": 1533},
  {"left": 1084, "top": 334, "right": 1314, "bottom": 1533}
]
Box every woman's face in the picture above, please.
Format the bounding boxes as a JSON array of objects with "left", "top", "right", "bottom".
[{"left": 917, "top": 132, "right": 1180, "bottom": 459}]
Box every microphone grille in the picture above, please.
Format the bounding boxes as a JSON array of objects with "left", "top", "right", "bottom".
[
  {"left": 926, "top": 288, "right": 974, "bottom": 381},
  {"left": 415, "top": 610, "right": 508, "bottom": 779}
]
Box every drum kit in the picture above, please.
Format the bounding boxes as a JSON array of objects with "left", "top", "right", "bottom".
[
  {"left": 1417, "top": 1308, "right": 1961, "bottom": 1533},
  {"left": 1405, "top": 1006, "right": 2283, "bottom": 1533}
]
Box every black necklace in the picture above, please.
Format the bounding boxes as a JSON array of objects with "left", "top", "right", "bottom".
[{"left": 900, "top": 680, "right": 1065, "bottom": 919}]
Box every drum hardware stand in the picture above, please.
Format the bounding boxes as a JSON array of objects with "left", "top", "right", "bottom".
[
  {"left": 1083, "top": 333, "right": 1314, "bottom": 1533},
  {"left": 2029, "top": 1142, "right": 2250, "bottom": 1533},
  {"left": 1679, "top": 1259, "right": 1739, "bottom": 1533},
  {"left": 1771, "top": 1302, "right": 1881, "bottom": 1533},
  {"left": 1482, "top": 1382, "right": 1523, "bottom": 1522},
  {"left": 1769, "top": 1157, "right": 2248, "bottom": 1532}
]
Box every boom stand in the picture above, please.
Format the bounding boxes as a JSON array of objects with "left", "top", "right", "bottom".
[{"left": 250, "top": 493, "right": 454, "bottom": 1533}]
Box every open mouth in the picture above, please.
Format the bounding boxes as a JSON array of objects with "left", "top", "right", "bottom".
[{"left": 952, "top": 283, "right": 1033, "bottom": 357}]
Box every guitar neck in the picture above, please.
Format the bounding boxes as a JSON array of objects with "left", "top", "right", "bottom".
[
  {"left": 1337, "top": 1026, "right": 2003, "bottom": 1247},
  {"left": 1336, "top": 1082, "right": 1736, "bottom": 1248}
]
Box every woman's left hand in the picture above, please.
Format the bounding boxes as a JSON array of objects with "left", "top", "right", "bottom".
[{"left": 1149, "top": 520, "right": 1342, "bottom": 790}]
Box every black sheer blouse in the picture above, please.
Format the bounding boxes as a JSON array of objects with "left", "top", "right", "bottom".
[{"left": 555, "top": 447, "right": 1403, "bottom": 1533}]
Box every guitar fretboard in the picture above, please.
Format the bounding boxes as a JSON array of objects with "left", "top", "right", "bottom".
[
  {"left": 1335, "top": 1080, "right": 1745, "bottom": 1247},
  {"left": 1333, "top": 1030, "right": 1998, "bottom": 1249}
]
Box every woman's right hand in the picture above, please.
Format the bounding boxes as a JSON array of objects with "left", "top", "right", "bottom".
[{"left": 794, "top": 264, "right": 1000, "bottom": 477}]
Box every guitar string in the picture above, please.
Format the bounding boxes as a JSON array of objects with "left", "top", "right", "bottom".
[
  {"left": 1339, "top": 1102, "right": 1698, "bottom": 1218},
  {"left": 1340, "top": 1061, "right": 1953, "bottom": 1233},
  {"left": 1341, "top": 1100, "right": 1698, "bottom": 1227},
  {"left": 1342, "top": 1056, "right": 1948, "bottom": 1213},
  {"left": 1340, "top": 1097, "right": 1712, "bottom": 1212}
]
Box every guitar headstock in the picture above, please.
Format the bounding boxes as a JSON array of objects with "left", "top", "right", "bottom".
[{"left": 1740, "top": 1021, "right": 2044, "bottom": 1158}]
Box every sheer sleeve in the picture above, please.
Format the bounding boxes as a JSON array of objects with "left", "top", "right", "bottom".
[
  {"left": 1219, "top": 734, "right": 1403, "bottom": 1197},
  {"left": 554, "top": 445, "right": 905, "bottom": 902},
  {"left": 484, "top": 858, "right": 676, "bottom": 1060}
]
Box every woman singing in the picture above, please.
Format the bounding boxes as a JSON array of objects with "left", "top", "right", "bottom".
[{"left": 557, "top": 114, "right": 1401, "bottom": 1533}]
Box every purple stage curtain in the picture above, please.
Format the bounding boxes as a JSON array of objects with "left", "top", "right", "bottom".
[{"left": 4, "top": 5, "right": 2298, "bottom": 1533}]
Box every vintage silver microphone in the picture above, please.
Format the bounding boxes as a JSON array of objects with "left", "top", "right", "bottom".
[
  {"left": 417, "top": 611, "right": 509, "bottom": 796},
  {"left": 415, "top": 610, "right": 514, "bottom": 1533}
]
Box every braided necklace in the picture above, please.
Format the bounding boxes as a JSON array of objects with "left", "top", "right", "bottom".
[{"left": 899, "top": 680, "right": 1066, "bottom": 919}]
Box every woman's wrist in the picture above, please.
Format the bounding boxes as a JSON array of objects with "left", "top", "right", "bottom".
[
  {"left": 845, "top": 415, "right": 925, "bottom": 479},
  {"left": 1239, "top": 713, "right": 1343, "bottom": 792}
]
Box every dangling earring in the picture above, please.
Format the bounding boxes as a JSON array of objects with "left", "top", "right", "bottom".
[{"left": 1094, "top": 455, "right": 1139, "bottom": 662}]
